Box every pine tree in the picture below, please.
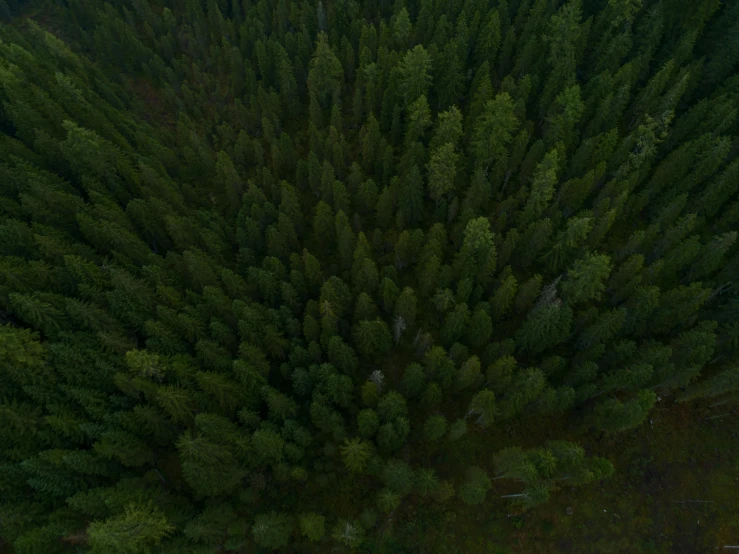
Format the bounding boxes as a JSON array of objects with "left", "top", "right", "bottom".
[
  {"left": 447, "top": 419, "right": 468, "bottom": 441},
  {"left": 518, "top": 149, "right": 560, "bottom": 226},
  {"left": 515, "top": 304, "right": 573, "bottom": 355},
  {"left": 251, "top": 512, "right": 294, "bottom": 550},
  {"left": 436, "top": 38, "right": 466, "bottom": 109},
  {"left": 591, "top": 390, "right": 656, "bottom": 434},
  {"left": 398, "top": 45, "right": 432, "bottom": 106},
  {"left": 299, "top": 513, "right": 326, "bottom": 543},
  {"left": 687, "top": 232, "right": 737, "bottom": 282},
  {"left": 467, "top": 308, "right": 493, "bottom": 348},
  {"left": 456, "top": 356, "right": 482, "bottom": 391},
  {"left": 467, "top": 389, "right": 496, "bottom": 429},
  {"left": 308, "top": 33, "right": 343, "bottom": 108},
  {"left": 377, "top": 488, "right": 402, "bottom": 512},
  {"left": 427, "top": 143, "right": 458, "bottom": 203},
  {"left": 423, "top": 414, "right": 448, "bottom": 442},
  {"left": 471, "top": 93, "right": 519, "bottom": 173},
  {"left": 401, "top": 363, "right": 426, "bottom": 398},
  {"left": 561, "top": 253, "right": 612, "bottom": 305},
  {"left": 679, "top": 365, "right": 739, "bottom": 403},
  {"left": 476, "top": 9, "right": 502, "bottom": 66},
  {"left": 331, "top": 520, "right": 364, "bottom": 548},
  {"left": 456, "top": 217, "right": 497, "bottom": 287},
  {"left": 87, "top": 503, "right": 174, "bottom": 554},
  {"left": 382, "top": 459, "right": 415, "bottom": 497},
  {"left": 357, "top": 408, "right": 380, "bottom": 438},
  {"left": 354, "top": 318, "right": 392, "bottom": 356},
  {"left": 341, "top": 437, "right": 373, "bottom": 473},
  {"left": 377, "top": 391, "right": 408, "bottom": 422},
  {"left": 459, "top": 466, "right": 492, "bottom": 505}
]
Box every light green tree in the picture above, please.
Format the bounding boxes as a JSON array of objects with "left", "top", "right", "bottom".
[
  {"left": 299, "top": 512, "right": 326, "bottom": 542},
  {"left": 88, "top": 503, "right": 174, "bottom": 554},
  {"left": 308, "top": 33, "right": 343, "bottom": 106},
  {"left": 341, "top": 437, "right": 374, "bottom": 473},
  {"left": 398, "top": 45, "right": 432, "bottom": 105}
]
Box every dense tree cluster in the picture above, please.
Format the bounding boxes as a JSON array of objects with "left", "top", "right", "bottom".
[{"left": 0, "top": 0, "right": 738, "bottom": 551}]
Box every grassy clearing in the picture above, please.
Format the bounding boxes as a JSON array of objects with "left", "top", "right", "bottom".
[{"left": 372, "top": 400, "right": 739, "bottom": 553}]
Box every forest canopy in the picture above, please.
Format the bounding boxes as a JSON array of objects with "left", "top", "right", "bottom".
[{"left": 0, "top": 0, "right": 738, "bottom": 551}]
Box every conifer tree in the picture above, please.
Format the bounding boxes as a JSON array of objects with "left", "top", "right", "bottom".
[
  {"left": 87, "top": 503, "right": 174, "bottom": 554},
  {"left": 341, "top": 437, "right": 374, "bottom": 473},
  {"left": 561, "top": 253, "right": 612, "bottom": 305},
  {"left": 591, "top": 390, "right": 657, "bottom": 434},
  {"left": 459, "top": 466, "right": 493, "bottom": 506},
  {"left": 308, "top": 33, "right": 343, "bottom": 108},
  {"left": 299, "top": 512, "right": 326, "bottom": 543},
  {"left": 252, "top": 512, "right": 294, "bottom": 550},
  {"left": 423, "top": 414, "right": 448, "bottom": 442},
  {"left": 398, "top": 45, "right": 432, "bottom": 106}
]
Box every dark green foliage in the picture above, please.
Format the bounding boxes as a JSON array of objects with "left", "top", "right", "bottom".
[
  {"left": 401, "top": 362, "right": 426, "bottom": 398},
  {"left": 377, "top": 488, "right": 401, "bottom": 513},
  {"left": 357, "top": 408, "right": 380, "bottom": 438},
  {"left": 494, "top": 441, "right": 614, "bottom": 508},
  {"left": 377, "top": 391, "right": 408, "bottom": 421},
  {"left": 87, "top": 503, "right": 174, "bottom": 554},
  {"left": 591, "top": 390, "right": 657, "bottom": 434},
  {"left": 0, "top": 1, "right": 736, "bottom": 551},
  {"left": 423, "top": 414, "right": 448, "bottom": 442},
  {"left": 251, "top": 512, "right": 294, "bottom": 549},
  {"left": 447, "top": 419, "right": 468, "bottom": 441},
  {"left": 299, "top": 512, "right": 326, "bottom": 542},
  {"left": 382, "top": 459, "right": 415, "bottom": 497},
  {"left": 459, "top": 466, "right": 492, "bottom": 506},
  {"left": 331, "top": 519, "right": 364, "bottom": 548},
  {"left": 467, "top": 389, "right": 497, "bottom": 429},
  {"left": 354, "top": 318, "right": 392, "bottom": 356},
  {"left": 516, "top": 304, "right": 573, "bottom": 355},
  {"left": 561, "top": 253, "right": 612, "bottom": 305}
]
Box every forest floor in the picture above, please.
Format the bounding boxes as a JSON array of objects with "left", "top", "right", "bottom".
[{"left": 379, "top": 399, "right": 739, "bottom": 554}]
